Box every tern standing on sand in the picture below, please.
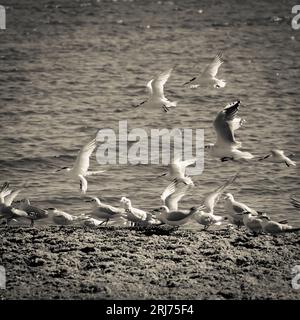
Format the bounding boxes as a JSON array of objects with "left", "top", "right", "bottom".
[
  {"left": 134, "top": 68, "right": 177, "bottom": 112},
  {"left": 120, "top": 196, "right": 148, "bottom": 224},
  {"left": 18, "top": 199, "right": 48, "bottom": 227},
  {"left": 224, "top": 193, "right": 258, "bottom": 227},
  {"left": 86, "top": 197, "right": 125, "bottom": 226},
  {"left": 242, "top": 211, "right": 264, "bottom": 234},
  {"left": 260, "top": 216, "right": 300, "bottom": 234},
  {"left": 56, "top": 138, "right": 105, "bottom": 194},
  {"left": 47, "top": 208, "right": 80, "bottom": 225}
]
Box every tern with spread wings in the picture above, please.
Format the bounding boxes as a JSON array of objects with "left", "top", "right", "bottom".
[
  {"left": 134, "top": 68, "right": 177, "bottom": 112},
  {"left": 183, "top": 53, "right": 226, "bottom": 88},
  {"left": 56, "top": 137, "right": 105, "bottom": 194}
]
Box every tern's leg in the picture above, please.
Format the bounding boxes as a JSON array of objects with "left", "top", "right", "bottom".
[
  {"left": 133, "top": 100, "right": 146, "bottom": 108},
  {"left": 183, "top": 77, "right": 196, "bottom": 86},
  {"left": 79, "top": 175, "right": 88, "bottom": 194},
  {"left": 258, "top": 154, "right": 271, "bottom": 161},
  {"left": 105, "top": 219, "right": 109, "bottom": 226},
  {"left": 30, "top": 219, "right": 34, "bottom": 227},
  {"left": 162, "top": 105, "right": 169, "bottom": 112},
  {"left": 99, "top": 220, "right": 106, "bottom": 226}
]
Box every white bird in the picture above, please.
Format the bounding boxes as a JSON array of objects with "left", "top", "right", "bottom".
[
  {"left": 86, "top": 197, "right": 125, "bottom": 226},
  {"left": 242, "top": 211, "right": 264, "bottom": 234},
  {"left": 134, "top": 68, "right": 177, "bottom": 112},
  {"left": 155, "top": 206, "right": 201, "bottom": 226},
  {"left": 260, "top": 215, "right": 300, "bottom": 234},
  {"left": 47, "top": 208, "right": 79, "bottom": 225},
  {"left": 224, "top": 193, "right": 258, "bottom": 228},
  {"left": 82, "top": 217, "right": 103, "bottom": 228},
  {"left": 120, "top": 197, "right": 148, "bottom": 224},
  {"left": 193, "top": 174, "right": 238, "bottom": 230},
  {"left": 56, "top": 138, "right": 105, "bottom": 194},
  {"left": 18, "top": 199, "right": 48, "bottom": 227},
  {"left": 205, "top": 100, "right": 254, "bottom": 161},
  {"left": 183, "top": 52, "right": 226, "bottom": 88},
  {"left": 158, "top": 158, "right": 197, "bottom": 185},
  {"left": 160, "top": 179, "right": 192, "bottom": 212},
  {"left": 259, "top": 149, "right": 296, "bottom": 167}
]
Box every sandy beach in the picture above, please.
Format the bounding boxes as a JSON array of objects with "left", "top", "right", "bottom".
[{"left": 0, "top": 225, "right": 299, "bottom": 300}]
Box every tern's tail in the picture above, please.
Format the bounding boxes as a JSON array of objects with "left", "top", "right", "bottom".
[
  {"left": 214, "top": 79, "right": 226, "bottom": 88},
  {"left": 166, "top": 100, "right": 177, "bottom": 108},
  {"left": 285, "top": 158, "right": 296, "bottom": 167},
  {"left": 281, "top": 227, "right": 300, "bottom": 233}
]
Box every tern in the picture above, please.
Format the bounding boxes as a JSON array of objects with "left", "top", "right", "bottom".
[
  {"left": 193, "top": 173, "right": 238, "bottom": 230},
  {"left": 183, "top": 52, "right": 226, "bottom": 88},
  {"left": 259, "top": 149, "right": 296, "bottom": 167},
  {"left": 242, "top": 211, "right": 264, "bottom": 234},
  {"left": 260, "top": 215, "right": 300, "bottom": 234},
  {"left": 224, "top": 193, "right": 258, "bottom": 228},
  {"left": 205, "top": 100, "right": 254, "bottom": 161},
  {"left": 47, "top": 208, "right": 80, "bottom": 225},
  {"left": 85, "top": 197, "right": 125, "bottom": 226},
  {"left": 134, "top": 68, "right": 177, "bottom": 112},
  {"left": 160, "top": 179, "right": 193, "bottom": 212},
  {"left": 18, "top": 199, "right": 48, "bottom": 227},
  {"left": 120, "top": 196, "right": 148, "bottom": 224},
  {"left": 56, "top": 137, "right": 105, "bottom": 194},
  {"left": 158, "top": 157, "right": 197, "bottom": 185},
  {"left": 155, "top": 206, "right": 202, "bottom": 226}
]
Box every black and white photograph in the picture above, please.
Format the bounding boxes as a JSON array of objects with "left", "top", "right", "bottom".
[{"left": 0, "top": 0, "right": 299, "bottom": 306}]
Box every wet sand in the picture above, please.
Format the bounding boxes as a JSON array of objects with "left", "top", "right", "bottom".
[{"left": 0, "top": 226, "right": 299, "bottom": 300}]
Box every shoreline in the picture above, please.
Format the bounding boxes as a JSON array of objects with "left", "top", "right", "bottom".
[{"left": 0, "top": 226, "right": 299, "bottom": 300}]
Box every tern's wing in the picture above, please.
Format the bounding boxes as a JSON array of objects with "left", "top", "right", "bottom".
[
  {"left": 170, "top": 158, "right": 197, "bottom": 177},
  {"left": 0, "top": 182, "right": 11, "bottom": 204},
  {"left": 162, "top": 180, "right": 191, "bottom": 211},
  {"left": 213, "top": 100, "right": 241, "bottom": 147},
  {"left": 146, "top": 79, "right": 153, "bottom": 95},
  {"left": 232, "top": 201, "right": 256, "bottom": 215},
  {"left": 100, "top": 203, "right": 124, "bottom": 216},
  {"left": 203, "top": 173, "right": 239, "bottom": 213},
  {"left": 202, "top": 52, "right": 223, "bottom": 78},
  {"left": 179, "top": 158, "right": 198, "bottom": 169},
  {"left": 151, "top": 68, "right": 173, "bottom": 98},
  {"left": 72, "top": 138, "right": 96, "bottom": 175},
  {"left": 4, "top": 189, "right": 22, "bottom": 206}
]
